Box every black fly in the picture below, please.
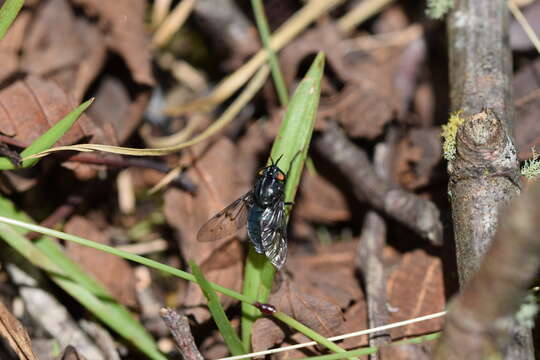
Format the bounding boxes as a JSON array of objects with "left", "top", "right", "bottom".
[{"left": 197, "top": 156, "right": 288, "bottom": 270}]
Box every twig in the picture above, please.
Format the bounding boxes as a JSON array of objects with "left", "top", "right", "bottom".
[
  {"left": 314, "top": 122, "right": 443, "bottom": 245},
  {"left": 357, "top": 139, "right": 396, "bottom": 359},
  {"left": 358, "top": 212, "right": 390, "bottom": 360},
  {"left": 435, "top": 181, "right": 540, "bottom": 359},
  {"left": 160, "top": 307, "right": 204, "bottom": 360},
  {"left": 446, "top": 0, "right": 533, "bottom": 356}
]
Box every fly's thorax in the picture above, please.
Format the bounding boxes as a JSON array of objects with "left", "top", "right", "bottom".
[{"left": 253, "top": 165, "right": 286, "bottom": 207}]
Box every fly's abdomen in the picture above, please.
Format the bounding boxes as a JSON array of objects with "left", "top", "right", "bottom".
[{"left": 247, "top": 205, "right": 265, "bottom": 254}]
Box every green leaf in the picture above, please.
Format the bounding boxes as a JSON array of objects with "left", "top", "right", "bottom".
[
  {"left": 0, "top": 0, "right": 23, "bottom": 40},
  {"left": 241, "top": 52, "right": 325, "bottom": 350},
  {"left": 0, "top": 98, "right": 94, "bottom": 170},
  {"left": 0, "top": 196, "right": 166, "bottom": 360},
  {"left": 190, "top": 261, "right": 246, "bottom": 356}
]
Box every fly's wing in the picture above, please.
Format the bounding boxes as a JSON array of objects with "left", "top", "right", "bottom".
[
  {"left": 197, "top": 191, "right": 254, "bottom": 242},
  {"left": 260, "top": 200, "right": 288, "bottom": 270}
]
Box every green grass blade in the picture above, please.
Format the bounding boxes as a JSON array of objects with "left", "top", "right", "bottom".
[
  {"left": 0, "top": 98, "right": 94, "bottom": 170},
  {"left": 273, "top": 312, "right": 354, "bottom": 358},
  {"left": 241, "top": 52, "right": 325, "bottom": 350},
  {"left": 0, "top": 197, "right": 166, "bottom": 360},
  {"left": 0, "top": 212, "right": 348, "bottom": 355},
  {"left": 190, "top": 261, "right": 246, "bottom": 356},
  {"left": 0, "top": 0, "right": 23, "bottom": 40},
  {"left": 251, "top": 0, "right": 288, "bottom": 107}
]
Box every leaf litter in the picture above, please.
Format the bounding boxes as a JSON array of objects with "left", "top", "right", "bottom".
[{"left": 2, "top": 0, "right": 538, "bottom": 358}]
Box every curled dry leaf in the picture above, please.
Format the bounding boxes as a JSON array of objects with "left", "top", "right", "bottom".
[
  {"left": 64, "top": 215, "right": 138, "bottom": 308},
  {"left": 163, "top": 139, "right": 245, "bottom": 323},
  {"left": 70, "top": 0, "right": 155, "bottom": 86},
  {"left": 0, "top": 300, "right": 38, "bottom": 360},
  {"left": 252, "top": 278, "right": 344, "bottom": 353},
  {"left": 386, "top": 249, "right": 445, "bottom": 338}
]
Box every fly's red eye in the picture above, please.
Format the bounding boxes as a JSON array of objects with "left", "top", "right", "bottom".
[{"left": 276, "top": 172, "right": 285, "bottom": 181}]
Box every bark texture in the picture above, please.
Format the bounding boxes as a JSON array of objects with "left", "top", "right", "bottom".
[
  {"left": 436, "top": 180, "right": 540, "bottom": 359},
  {"left": 446, "top": 0, "right": 533, "bottom": 358}
]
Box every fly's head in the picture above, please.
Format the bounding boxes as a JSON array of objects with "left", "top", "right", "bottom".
[{"left": 253, "top": 158, "right": 286, "bottom": 207}]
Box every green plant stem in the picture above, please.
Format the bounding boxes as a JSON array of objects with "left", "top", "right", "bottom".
[
  {"left": 251, "top": 0, "right": 289, "bottom": 107},
  {"left": 273, "top": 312, "right": 355, "bottom": 358},
  {"left": 241, "top": 247, "right": 275, "bottom": 350},
  {"left": 0, "top": 0, "right": 23, "bottom": 40}
]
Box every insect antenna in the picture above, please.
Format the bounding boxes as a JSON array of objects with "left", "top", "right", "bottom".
[{"left": 272, "top": 154, "right": 284, "bottom": 167}]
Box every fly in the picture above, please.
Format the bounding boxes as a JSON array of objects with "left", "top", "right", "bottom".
[{"left": 197, "top": 156, "right": 289, "bottom": 270}]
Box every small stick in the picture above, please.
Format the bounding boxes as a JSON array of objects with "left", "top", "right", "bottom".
[
  {"left": 314, "top": 122, "right": 443, "bottom": 245},
  {"left": 160, "top": 307, "right": 204, "bottom": 360}
]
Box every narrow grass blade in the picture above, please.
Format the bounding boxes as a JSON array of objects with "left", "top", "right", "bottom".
[
  {"left": 22, "top": 66, "right": 269, "bottom": 162},
  {"left": 0, "top": 0, "right": 23, "bottom": 40},
  {"left": 0, "top": 213, "right": 348, "bottom": 355},
  {"left": 0, "top": 197, "right": 166, "bottom": 360},
  {"left": 190, "top": 261, "right": 246, "bottom": 356},
  {"left": 251, "top": 0, "right": 288, "bottom": 107},
  {"left": 241, "top": 52, "right": 325, "bottom": 350},
  {"left": 0, "top": 98, "right": 94, "bottom": 170}
]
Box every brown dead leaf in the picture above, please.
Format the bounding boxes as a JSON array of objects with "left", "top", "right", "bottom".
[
  {"left": 20, "top": 0, "right": 107, "bottom": 101},
  {"left": 379, "top": 341, "right": 435, "bottom": 360},
  {"left": 280, "top": 22, "right": 399, "bottom": 140},
  {"left": 295, "top": 171, "right": 350, "bottom": 223},
  {"left": 0, "top": 75, "right": 114, "bottom": 146},
  {"left": 337, "top": 300, "right": 368, "bottom": 350},
  {"left": 386, "top": 249, "right": 445, "bottom": 338},
  {"left": 288, "top": 241, "right": 363, "bottom": 309},
  {"left": 0, "top": 300, "right": 38, "bottom": 360},
  {"left": 85, "top": 76, "right": 151, "bottom": 145},
  {"left": 164, "top": 139, "right": 245, "bottom": 322},
  {"left": 252, "top": 278, "right": 344, "bottom": 353},
  {"left": 70, "top": 0, "right": 154, "bottom": 86},
  {"left": 64, "top": 215, "right": 138, "bottom": 308},
  {"left": 0, "top": 11, "right": 30, "bottom": 83}
]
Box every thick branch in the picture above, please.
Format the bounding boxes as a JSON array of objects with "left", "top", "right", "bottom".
[
  {"left": 436, "top": 180, "right": 540, "bottom": 359},
  {"left": 446, "top": 0, "right": 533, "bottom": 358}
]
